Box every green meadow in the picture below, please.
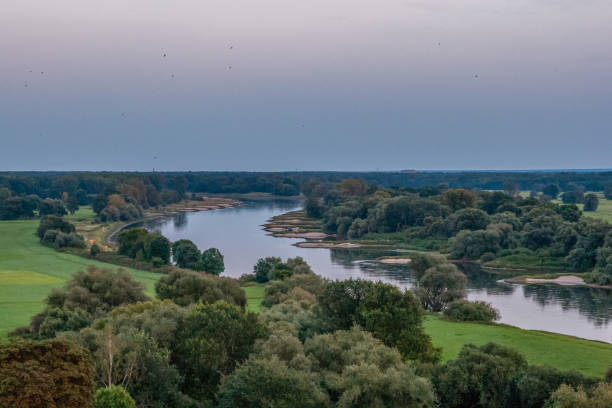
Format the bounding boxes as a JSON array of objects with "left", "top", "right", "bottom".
[
  {"left": 424, "top": 314, "right": 611, "bottom": 378},
  {"left": 0, "top": 217, "right": 161, "bottom": 339}
]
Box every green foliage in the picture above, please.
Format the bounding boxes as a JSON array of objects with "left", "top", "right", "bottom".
[
  {"left": 94, "top": 386, "right": 136, "bottom": 408},
  {"left": 253, "top": 256, "right": 312, "bottom": 283},
  {"left": 37, "top": 214, "right": 75, "bottom": 238},
  {"left": 217, "top": 356, "right": 329, "bottom": 408},
  {"left": 444, "top": 300, "right": 499, "bottom": 323},
  {"left": 155, "top": 269, "right": 246, "bottom": 307},
  {"left": 304, "top": 327, "right": 436, "bottom": 407},
  {"left": 171, "top": 301, "right": 268, "bottom": 403},
  {"left": 13, "top": 266, "right": 148, "bottom": 339},
  {"left": 316, "top": 279, "right": 439, "bottom": 363},
  {"left": 172, "top": 239, "right": 201, "bottom": 269},
  {"left": 416, "top": 263, "right": 467, "bottom": 312},
  {"left": 0, "top": 338, "right": 95, "bottom": 408},
  {"left": 508, "top": 365, "right": 596, "bottom": 408},
  {"left": 546, "top": 382, "right": 612, "bottom": 408},
  {"left": 584, "top": 193, "right": 600, "bottom": 212},
  {"left": 433, "top": 342, "right": 527, "bottom": 408},
  {"left": 201, "top": 247, "right": 224, "bottom": 275},
  {"left": 254, "top": 256, "right": 282, "bottom": 283}
]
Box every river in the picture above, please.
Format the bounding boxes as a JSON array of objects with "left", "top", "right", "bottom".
[{"left": 134, "top": 200, "right": 612, "bottom": 343}]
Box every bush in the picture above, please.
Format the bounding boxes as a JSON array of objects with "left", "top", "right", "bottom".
[
  {"left": 444, "top": 300, "right": 500, "bottom": 323},
  {"left": 37, "top": 215, "right": 75, "bottom": 239},
  {"left": 94, "top": 386, "right": 137, "bottom": 408}
]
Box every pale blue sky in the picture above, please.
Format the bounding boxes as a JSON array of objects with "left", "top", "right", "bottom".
[{"left": 1, "top": 0, "right": 611, "bottom": 171}]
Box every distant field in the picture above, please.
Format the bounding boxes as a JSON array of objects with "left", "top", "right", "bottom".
[
  {"left": 0, "top": 217, "right": 161, "bottom": 339},
  {"left": 580, "top": 193, "right": 612, "bottom": 223},
  {"left": 549, "top": 192, "right": 612, "bottom": 224},
  {"left": 424, "top": 314, "right": 611, "bottom": 378}
]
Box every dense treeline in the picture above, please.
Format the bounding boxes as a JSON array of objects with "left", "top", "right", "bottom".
[
  {"left": 3, "top": 260, "right": 610, "bottom": 408},
  {"left": 2, "top": 171, "right": 612, "bottom": 220},
  {"left": 306, "top": 179, "right": 612, "bottom": 285}
]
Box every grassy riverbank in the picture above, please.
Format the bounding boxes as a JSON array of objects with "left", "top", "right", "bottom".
[
  {"left": 424, "top": 314, "right": 611, "bottom": 378},
  {"left": 0, "top": 218, "right": 161, "bottom": 339}
]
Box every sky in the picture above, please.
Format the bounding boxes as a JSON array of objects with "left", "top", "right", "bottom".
[{"left": 1, "top": 0, "right": 611, "bottom": 171}]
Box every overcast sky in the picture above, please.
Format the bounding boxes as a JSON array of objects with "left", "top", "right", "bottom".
[{"left": 1, "top": 0, "right": 611, "bottom": 171}]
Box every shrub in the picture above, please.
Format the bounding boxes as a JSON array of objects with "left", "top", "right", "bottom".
[
  {"left": 94, "top": 386, "right": 136, "bottom": 408},
  {"left": 37, "top": 215, "right": 75, "bottom": 239},
  {"left": 444, "top": 300, "right": 500, "bottom": 323}
]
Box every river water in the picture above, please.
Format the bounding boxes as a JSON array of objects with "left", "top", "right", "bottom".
[{"left": 134, "top": 200, "right": 612, "bottom": 343}]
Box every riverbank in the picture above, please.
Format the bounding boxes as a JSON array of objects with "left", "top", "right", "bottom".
[{"left": 506, "top": 274, "right": 612, "bottom": 289}]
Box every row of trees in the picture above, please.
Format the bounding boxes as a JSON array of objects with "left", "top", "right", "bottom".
[
  {"left": 3, "top": 259, "right": 611, "bottom": 407},
  {"left": 116, "top": 228, "right": 225, "bottom": 274}
]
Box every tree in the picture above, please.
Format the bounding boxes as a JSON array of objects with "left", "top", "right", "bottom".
[
  {"left": 0, "top": 339, "right": 95, "bottom": 408},
  {"left": 305, "top": 327, "right": 436, "bottom": 407},
  {"left": 547, "top": 382, "right": 612, "bottom": 408},
  {"left": 172, "top": 239, "right": 201, "bottom": 269},
  {"left": 441, "top": 188, "right": 477, "bottom": 211},
  {"left": 37, "top": 215, "right": 75, "bottom": 239},
  {"left": 147, "top": 234, "right": 171, "bottom": 264},
  {"left": 38, "top": 198, "right": 67, "bottom": 216},
  {"left": 584, "top": 193, "right": 599, "bottom": 212},
  {"left": 201, "top": 247, "right": 224, "bottom": 275},
  {"left": 155, "top": 269, "right": 246, "bottom": 307},
  {"left": 66, "top": 194, "right": 79, "bottom": 214},
  {"left": 507, "top": 365, "right": 595, "bottom": 408},
  {"left": 254, "top": 257, "right": 283, "bottom": 283},
  {"left": 605, "top": 184, "right": 612, "bottom": 200},
  {"left": 171, "top": 301, "right": 268, "bottom": 403},
  {"left": 217, "top": 357, "right": 329, "bottom": 408},
  {"left": 93, "top": 195, "right": 109, "bottom": 215},
  {"left": 433, "top": 342, "right": 527, "bottom": 408},
  {"left": 117, "top": 228, "right": 149, "bottom": 259},
  {"left": 416, "top": 263, "right": 467, "bottom": 312},
  {"left": 542, "top": 184, "right": 560, "bottom": 199},
  {"left": 316, "top": 280, "right": 439, "bottom": 363},
  {"left": 93, "top": 386, "right": 136, "bottom": 408}
]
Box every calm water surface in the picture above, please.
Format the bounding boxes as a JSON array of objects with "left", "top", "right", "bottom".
[{"left": 137, "top": 201, "right": 612, "bottom": 343}]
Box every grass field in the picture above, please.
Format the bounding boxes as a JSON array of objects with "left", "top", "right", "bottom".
[
  {"left": 0, "top": 217, "right": 161, "bottom": 339},
  {"left": 243, "top": 284, "right": 265, "bottom": 313},
  {"left": 424, "top": 314, "right": 611, "bottom": 378}
]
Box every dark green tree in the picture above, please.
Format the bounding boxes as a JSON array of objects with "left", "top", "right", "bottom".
[
  {"left": 583, "top": 193, "right": 599, "bottom": 212},
  {"left": 172, "top": 239, "right": 201, "bottom": 269},
  {"left": 171, "top": 301, "right": 268, "bottom": 403},
  {"left": 201, "top": 247, "right": 224, "bottom": 275}
]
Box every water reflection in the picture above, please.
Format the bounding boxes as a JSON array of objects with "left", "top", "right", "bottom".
[{"left": 134, "top": 200, "right": 611, "bottom": 342}]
